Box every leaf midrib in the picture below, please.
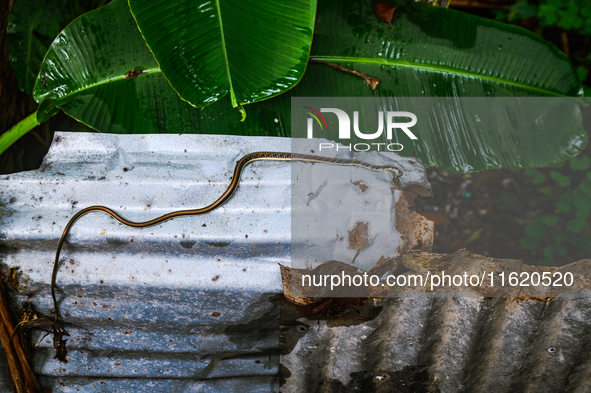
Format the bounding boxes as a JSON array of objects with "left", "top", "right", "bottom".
[
  {"left": 37, "top": 68, "right": 161, "bottom": 102},
  {"left": 310, "top": 56, "right": 572, "bottom": 97}
]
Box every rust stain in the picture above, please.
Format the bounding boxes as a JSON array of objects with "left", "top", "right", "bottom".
[
  {"left": 351, "top": 180, "right": 369, "bottom": 193},
  {"left": 8, "top": 267, "right": 19, "bottom": 287},
  {"left": 395, "top": 190, "right": 434, "bottom": 254},
  {"left": 348, "top": 222, "right": 370, "bottom": 250},
  {"left": 279, "top": 264, "right": 381, "bottom": 325}
]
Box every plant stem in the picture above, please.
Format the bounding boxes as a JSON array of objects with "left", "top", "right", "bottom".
[
  {"left": 0, "top": 113, "right": 40, "bottom": 156},
  {"left": 309, "top": 59, "right": 380, "bottom": 90}
]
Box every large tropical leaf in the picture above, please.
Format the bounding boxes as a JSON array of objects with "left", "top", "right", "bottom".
[
  {"left": 308, "top": 0, "right": 581, "bottom": 97},
  {"left": 288, "top": 0, "right": 587, "bottom": 171},
  {"left": 32, "top": 0, "right": 243, "bottom": 133},
  {"left": 29, "top": 0, "right": 586, "bottom": 172},
  {"left": 127, "top": 0, "right": 316, "bottom": 109}
]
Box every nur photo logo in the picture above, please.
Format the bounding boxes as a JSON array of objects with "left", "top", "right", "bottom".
[{"left": 303, "top": 106, "right": 418, "bottom": 152}]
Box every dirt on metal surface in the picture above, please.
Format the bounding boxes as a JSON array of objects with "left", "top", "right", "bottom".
[
  {"left": 347, "top": 223, "right": 371, "bottom": 251},
  {"left": 395, "top": 186, "right": 434, "bottom": 255},
  {"left": 281, "top": 242, "right": 591, "bottom": 392}
]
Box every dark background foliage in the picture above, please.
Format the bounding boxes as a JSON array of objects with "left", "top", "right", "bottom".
[{"left": 410, "top": 0, "right": 591, "bottom": 266}]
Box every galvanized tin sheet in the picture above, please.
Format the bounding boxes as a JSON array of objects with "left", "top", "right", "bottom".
[
  {"left": 0, "top": 132, "right": 426, "bottom": 392},
  {"left": 0, "top": 133, "right": 294, "bottom": 392},
  {"left": 279, "top": 250, "right": 591, "bottom": 393},
  {"left": 10, "top": 132, "right": 585, "bottom": 393}
]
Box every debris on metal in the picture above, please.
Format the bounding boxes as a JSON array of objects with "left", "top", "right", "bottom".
[
  {"left": 280, "top": 250, "right": 591, "bottom": 392},
  {"left": 290, "top": 139, "right": 431, "bottom": 273},
  {"left": 0, "top": 133, "right": 428, "bottom": 392},
  {"left": 0, "top": 133, "right": 295, "bottom": 392},
  {"left": 3, "top": 132, "right": 588, "bottom": 393}
]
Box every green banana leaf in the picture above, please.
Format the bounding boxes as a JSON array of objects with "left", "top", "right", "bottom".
[
  {"left": 310, "top": 0, "right": 581, "bottom": 97},
  {"left": 127, "top": 0, "right": 316, "bottom": 109},
  {"left": 29, "top": 0, "right": 586, "bottom": 172},
  {"left": 291, "top": 0, "right": 587, "bottom": 171},
  {"left": 32, "top": 0, "right": 237, "bottom": 133}
]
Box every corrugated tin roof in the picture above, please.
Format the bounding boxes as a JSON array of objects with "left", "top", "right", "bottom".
[
  {"left": 0, "top": 133, "right": 294, "bottom": 392},
  {"left": 279, "top": 250, "right": 591, "bottom": 393},
  {"left": 0, "top": 132, "right": 427, "bottom": 392},
  {"left": 3, "top": 132, "right": 588, "bottom": 393}
]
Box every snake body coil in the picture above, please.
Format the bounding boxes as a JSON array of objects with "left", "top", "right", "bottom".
[{"left": 51, "top": 152, "right": 402, "bottom": 320}]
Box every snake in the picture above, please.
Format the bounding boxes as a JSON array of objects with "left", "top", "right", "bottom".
[{"left": 50, "top": 152, "right": 403, "bottom": 321}]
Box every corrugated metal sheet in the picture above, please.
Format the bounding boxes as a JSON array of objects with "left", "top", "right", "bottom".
[
  {"left": 289, "top": 138, "right": 432, "bottom": 274},
  {"left": 280, "top": 250, "right": 591, "bottom": 393},
  {"left": 0, "top": 133, "right": 293, "bottom": 392},
  {"left": 4, "top": 132, "right": 588, "bottom": 393},
  {"left": 0, "top": 132, "right": 426, "bottom": 392}
]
